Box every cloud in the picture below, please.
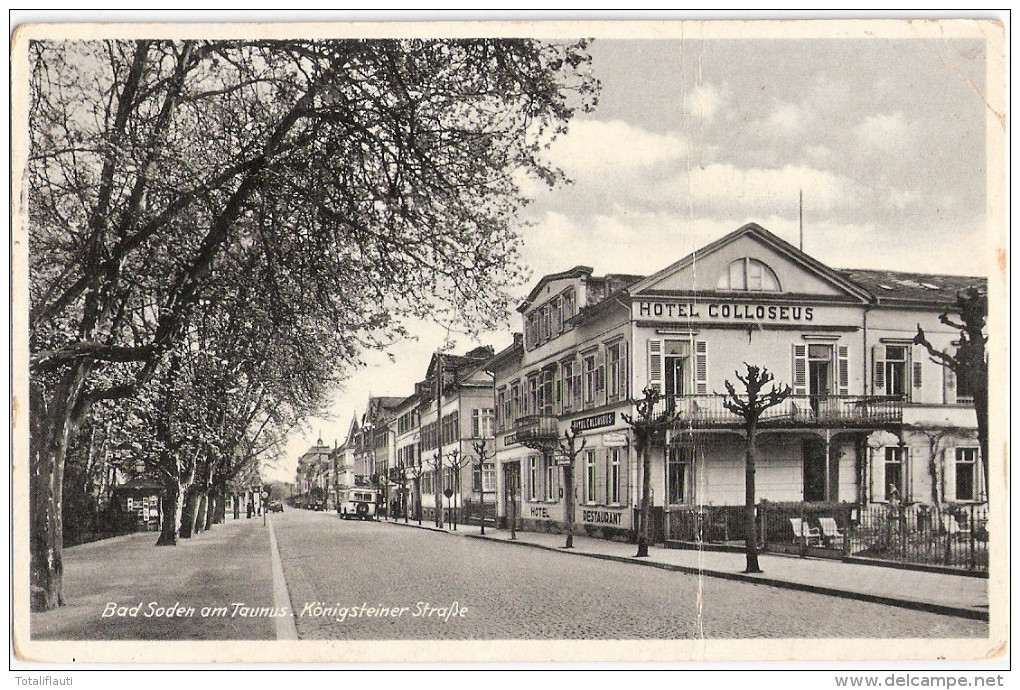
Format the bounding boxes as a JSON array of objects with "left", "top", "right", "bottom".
[
  {"left": 767, "top": 102, "right": 808, "bottom": 133},
  {"left": 684, "top": 163, "right": 859, "bottom": 215},
  {"left": 546, "top": 119, "right": 688, "bottom": 173},
  {"left": 684, "top": 83, "right": 724, "bottom": 121},
  {"left": 854, "top": 111, "right": 909, "bottom": 150}
]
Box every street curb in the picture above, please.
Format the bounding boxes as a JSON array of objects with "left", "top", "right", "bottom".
[
  {"left": 267, "top": 517, "right": 299, "bottom": 640},
  {"left": 461, "top": 533, "right": 989, "bottom": 623}
]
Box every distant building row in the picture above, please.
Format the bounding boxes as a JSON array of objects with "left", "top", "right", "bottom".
[{"left": 297, "top": 223, "right": 986, "bottom": 543}]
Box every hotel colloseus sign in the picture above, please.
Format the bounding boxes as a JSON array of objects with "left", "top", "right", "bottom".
[
  {"left": 635, "top": 300, "right": 816, "bottom": 322},
  {"left": 570, "top": 412, "right": 616, "bottom": 433}
]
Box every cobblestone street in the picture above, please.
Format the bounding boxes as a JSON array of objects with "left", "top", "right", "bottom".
[{"left": 272, "top": 510, "right": 988, "bottom": 641}]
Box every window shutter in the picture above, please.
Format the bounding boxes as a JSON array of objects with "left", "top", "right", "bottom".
[
  {"left": 944, "top": 447, "right": 957, "bottom": 502},
  {"left": 837, "top": 345, "right": 850, "bottom": 395},
  {"left": 943, "top": 354, "right": 957, "bottom": 404},
  {"left": 695, "top": 340, "right": 708, "bottom": 394},
  {"left": 870, "top": 448, "right": 884, "bottom": 503},
  {"left": 595, "top": 449, "right": 606, "bottom": 504},
  {"left": 620, "top": 448, "right": 630, "bottom": 506},
  {"left": 620, "top": 341, "right": 630, "bottom": 400},
  {"left": 648, "top": 339, "right": 663, "bottom": 393},
  {"left": 792, "top": 344, "right": 808, "bottom": 395},
  {"left": 596, "top": 347, "right": 606, "bottom": 404},
  {"left": 902, "top": 447, "right": 912, "bottom": 502},
  {"left": 912, "top": 361, "right": 923, "bottom": 390},
  {"left": 872, "top": 345, "right": 886, "bottom": 394}
]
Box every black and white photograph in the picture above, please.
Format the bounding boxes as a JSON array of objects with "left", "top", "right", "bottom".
[{"left": 10, "top": 15, "right": 1008, "bottom": 670}]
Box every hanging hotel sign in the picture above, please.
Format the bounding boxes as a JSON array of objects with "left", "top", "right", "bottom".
[
  {"left": 636, "top": 300, "right": 815, "bottom": 322},
  {"left": 603, "top": 432, "right": 628, "bottom": 447},
  {"left": 570, "top": 412, "right": 616, "bottom": 432}
]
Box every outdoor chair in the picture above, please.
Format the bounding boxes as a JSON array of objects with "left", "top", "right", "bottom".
[
  {"left": 789, "top": 517, "right": 822, "bottom": 546},
  {"left": 817, "top": 516, "right": 845, "bottom": 548}
]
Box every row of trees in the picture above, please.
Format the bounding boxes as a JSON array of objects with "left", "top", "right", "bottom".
[{"left": 25, "top": 37, "right": 598, "bottom": 610}]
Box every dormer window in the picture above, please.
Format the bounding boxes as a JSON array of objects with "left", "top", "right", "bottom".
[{"left": 717, "top": 258, "right": 781, "bottom": 292}]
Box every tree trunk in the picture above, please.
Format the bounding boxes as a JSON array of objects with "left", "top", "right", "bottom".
[
  {"left": 180, "top": 489, "right": 201, "bottom": 538},
  {"left": 636, "top": 442, "right": 652, "bottom": 558},
  {"left": 30, "top": 365, "right": 91, "bottom": 611},
  {"left": 204, "top": 492, "right": 217, "bottom": 530},
  {"left": 156, "top": 478, "right": 186, "bottom": 546},
  {"left": 744, "top": 423, "right": 762, "bottom": 573},
  {"left": 563, "top": 458, "right": 574, "bottom": 548},
  {"left": 195, "top": 493, "right": 209, "bottom": 533},
  {"left": 974, "top": 389, "right": 989, "bottom": 501}
]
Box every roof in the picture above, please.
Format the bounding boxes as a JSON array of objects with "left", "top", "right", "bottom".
[
  {"left": 627, "top": 222, "right": 874, "bottom": 302},
  {"left": 519, "top": 265, "right": 593, "bottom": 311},
  {"left": 838, "top": 269, "right": 986, "bottom": 307},
  {"left": 113, "top": 478, "right": 164, "bottom": 492}
]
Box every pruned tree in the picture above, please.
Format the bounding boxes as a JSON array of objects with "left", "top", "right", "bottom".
[
  {"left": 622, "top": 387, "right": 680, "bottom": 558},
  {"left": 913, "top": 286, "right": 989, "bottom": 500},
  {"left": 472, "top": 439, "right": 494, "bottom": 534},
  {"left": 24, "top": 38, "right": 597, "bottom": 610},
  {"left": 722, "top": 364, "right": 792, "bottom": 574},
  {"left": 556, "top": 428, "right": 587, "bottom": 549}
]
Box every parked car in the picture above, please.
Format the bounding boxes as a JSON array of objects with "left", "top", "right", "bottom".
[{"left": 269, "top": 500, "right": 284, "bottom": 513}]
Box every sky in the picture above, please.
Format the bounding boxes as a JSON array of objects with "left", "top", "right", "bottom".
[{"left": 272, "top": 30, "right": 996, "bottom": 484}]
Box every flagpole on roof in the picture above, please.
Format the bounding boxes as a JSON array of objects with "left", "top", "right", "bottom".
[{"left": 799, "top": 189, "right": 804, "bottom": 251}]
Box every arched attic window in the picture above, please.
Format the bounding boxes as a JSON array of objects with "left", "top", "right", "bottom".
[{"left": 717, "top": 257, "right": 781, "bottom": 292}]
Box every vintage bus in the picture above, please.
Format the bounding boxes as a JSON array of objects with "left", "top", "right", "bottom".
[{"left": 337, "top": 487, "right": 379, "bottom": 520}]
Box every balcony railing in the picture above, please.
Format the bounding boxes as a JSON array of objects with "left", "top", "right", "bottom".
[
  {"left": 514, "top": 415, "right": 560, "bottom": 445},
  {"left": 652, "top": 394, "right": 902, "bottom": 429}
]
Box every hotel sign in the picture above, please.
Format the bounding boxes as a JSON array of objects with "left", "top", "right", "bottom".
[
  {"left": 636, "top": 300, "right": 815, "bottom": 322},
  {"left": 502, "top": 432, "right": 518, "bottom": 447},
  {"left": 571, "top": 412, "right": 616, "bottom": 433}
]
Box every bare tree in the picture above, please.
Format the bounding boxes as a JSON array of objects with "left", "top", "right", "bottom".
[
  {"left": 25, "top": 38, "right": 597, "bottom": 610},
  {"left": 472, "top": 439, "right": 495, "bottom": 534},
  {"left": 913, "top": 287, "right": 989, "bottom": 500},
  {"left": 622, "top": 387, "right": 680, "bottom": 558},
  {"left": 721, "top": 364, "right": 792, "bottom": 574},
  {"left": 556, "top": 428, "right": 587, "bottom": 549}
]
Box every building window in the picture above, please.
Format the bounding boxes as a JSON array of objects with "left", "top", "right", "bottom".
[
  {"left": 545, "top": 459, "right": 558, "bottom": 502},
  {"left": 540, "top": 367, "right": 556, "bottom": 415},
  {"left": 717, "top": 258, "right": 781, "bottom": 292},
  {"left": 884, "top": 346, "right": 908, "bottom": 398},
  {"left": 510, "top": 380, "right": 522, "bottom": 423},
  {"left": 562, "top": 288, "right": 576, "bottom": 322},
  {"left": 482, "top": 463, "right": 496, "bottom": 493},
  {"left": 608, "top": 448, "right": 623, "bottom": 504},
  {"left": 668, "top": 446, "right": 695, "bottom": 505},
  {"left": 955, "top": 448, "right": 978, "bottom": 501},
  {"left": 582, "top": 350, "right": 603, "bottom": 406},
  {"left": 552, "top": 295, "right": 563, "bottom": 334},
  {"left": 525, "top": 312, "right": 538, "bottom": 350},
  {"left": 884, "top": 447, "right": 905, "bottom": 502},
  {"left": 526, "top": 373, "right": 540, "bottom": 416},
  {"left": 496, "top": 388, "right": 507, "bottom": 432},
  {"left": 584, "top": 450, "right": 597, "bottom": 504},
  {"left": 540, "top": 304, "right": 552, "bottom": 341},
  {"left": 472, "top": 408, "right": 494, "bottom": 438},
  {"left": 528, "top": 456, "right": 539, "bottom": 501},
  {"left": 561, "top": 359, "right": 576, "bottom": 412},
  {"left": 606, "top": 340, "right": 627, "bottom": 401}
]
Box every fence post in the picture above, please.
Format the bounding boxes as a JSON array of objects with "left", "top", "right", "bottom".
[
  {"left": 759, "top": 500, "right": 767, "bottom": 551},
  {"left": 968, "top": 505, "right": 976, "bottom": 571},
  {"left": 843, "top": 507, "right": 853, "bottom": 558}
]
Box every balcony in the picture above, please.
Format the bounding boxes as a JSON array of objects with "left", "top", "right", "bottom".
[
  {"left": 514, "top": 415, "right": 560, "bottom": 446},
  {"left": 652, "top": 394, "right": 902, "bottom": 430}
]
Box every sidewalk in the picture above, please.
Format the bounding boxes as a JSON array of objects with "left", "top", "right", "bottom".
[
  {"left": 383, "top": 519, "right": 989, "bottom": 621},
  {"left": 29, "top": 515, "right": 280, "bottom": 641}
]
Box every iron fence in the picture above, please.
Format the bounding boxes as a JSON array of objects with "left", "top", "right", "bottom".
[
  {"left": 668, "top": 500, "right": 988, "bottom": 572},
  {"left": 652, "top": 394, "right": 902, "bottom": 428}
]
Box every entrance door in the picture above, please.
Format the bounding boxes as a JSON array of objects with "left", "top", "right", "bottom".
[
  {"left": 808, "top": 344, "right": 832, "bottom": 414},
  {"left": 803, "top": 438, "right": 827, "bottom": 502},
  {"left": 503, "top": 461, "right": 522, "bottom": 528}
]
